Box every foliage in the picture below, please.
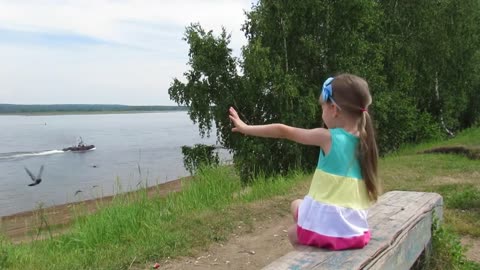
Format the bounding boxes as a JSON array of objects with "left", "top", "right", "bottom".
[
  {"left": 428, "top": 221, "right": 480, "bottom": 270},
  {"left": 379, "top": 0, "right": 480, "bottom": 137},
  {"left": 181, "top": 144, "right": 219, "bottom": 175},
  {"left": 373, "top": 91, "right": 443, "bottom": 153},
  {"left": 170, "top": 0, "right": 480, "bottom": 180},
  {"left": 0, "top": 236, "right": 9, "bottom": 269},
  {"left": 436, "top": 184, "right": 480, "bottom": 210}
]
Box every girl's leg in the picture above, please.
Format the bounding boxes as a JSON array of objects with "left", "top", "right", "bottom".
[
  {"left": 289, "top": 199, "right": 302, "bottom": 247},
  {"left": 288, "top": 224, "right": 299, "bottom": 247},
  {"left": 290, "top": 199, "right": 303, "bottom": 222}
]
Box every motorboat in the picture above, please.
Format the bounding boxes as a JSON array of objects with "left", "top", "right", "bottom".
[
  {"left": 63, "top": 137, "right": 95, "bottom": 152},
  {"left": 62, "top": 144, "right": 95, "bottom": 152}
]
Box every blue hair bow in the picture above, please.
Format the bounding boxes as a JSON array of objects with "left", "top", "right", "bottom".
[
  {"left": 321, "top": 77, "right": 334, "bottom": 102},
  {"left": 321, "top": 77, "right": 341, "bottom": 109}
]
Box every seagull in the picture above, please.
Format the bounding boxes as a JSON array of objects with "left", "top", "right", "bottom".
[
  {"left": 24, "top": 165, "right": 44, "bottom": 186},
  {"left": 74, "top": 190, "right": 83, "bottom": 196}
]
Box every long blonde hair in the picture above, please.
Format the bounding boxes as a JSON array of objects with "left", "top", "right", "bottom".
[{"left": 330, "top": 74, "right": 381, "bottom": 201}]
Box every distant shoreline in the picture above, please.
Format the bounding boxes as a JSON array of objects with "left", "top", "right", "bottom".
[
  {"left": 0, "top": 110, "right": 187, "bottom": 116},
  {"left": 0, "top": 104, "right": 188, "bottom": 115}
]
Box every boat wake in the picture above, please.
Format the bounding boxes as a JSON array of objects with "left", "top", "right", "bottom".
[{"left": 0, "top": 150, "right": 65, "bottom": 160}]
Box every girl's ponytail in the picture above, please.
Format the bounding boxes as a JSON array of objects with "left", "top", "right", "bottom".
[
  {"left": 329, "top": 73, "right": 381, "bottom": 202},
  {"left": 358, "top": 111, "right": 381, "bottom": 201}
]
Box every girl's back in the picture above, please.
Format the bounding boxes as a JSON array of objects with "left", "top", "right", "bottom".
[{"left": 297, "top": 128, "right": 372, "bottom": 250}]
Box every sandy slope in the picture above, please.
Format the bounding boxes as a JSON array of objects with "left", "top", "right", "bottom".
[{"left": 0, "top": 179, "right": 184, "bottom": 243}]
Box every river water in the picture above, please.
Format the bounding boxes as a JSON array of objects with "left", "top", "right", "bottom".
[{"left": 0, "top": 111, "right": 223, "bottom": 216}]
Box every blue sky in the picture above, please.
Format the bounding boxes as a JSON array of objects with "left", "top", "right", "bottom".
[{"left": 0, "top": 0, "right": 254, "bottom": 105}]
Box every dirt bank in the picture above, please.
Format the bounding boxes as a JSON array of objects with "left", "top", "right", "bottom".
[{"left": 0, "top": 178, "right": 185, "bottom": 243}]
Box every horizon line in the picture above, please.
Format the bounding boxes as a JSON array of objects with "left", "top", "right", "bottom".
[{"left": 0, "top": 103, "right": 183, "bottom": 106}]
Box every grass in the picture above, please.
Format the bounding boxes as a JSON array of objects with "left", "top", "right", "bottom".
[
  {"left": 394, "top": 126, "right": 480, "bottom": 155},
  {"left": 1, "top": 127, "right": 479, "bottom": 269},
  {"left": 0, "top": 166, "right": 307, "bottom": 269},
  {"left": 380, "top": 129, "right": 480, "bottom": 241},
  {"left": 381, "top": 126, "right": 480, "bottom": 269},
  {"left": 426, "top": 221, "right": 480, "bottom": 270}
]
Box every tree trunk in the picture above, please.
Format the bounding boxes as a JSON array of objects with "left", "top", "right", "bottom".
[{"left": 435, "top": 73, "right": 455, "bottom": 137}]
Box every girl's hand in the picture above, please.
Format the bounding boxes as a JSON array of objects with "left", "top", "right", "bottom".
[{"left": 229, "top": 107, "right": 248, "bottom": 133}]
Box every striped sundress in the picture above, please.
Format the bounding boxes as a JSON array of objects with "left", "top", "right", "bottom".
[{"left": 297, "top": 128, "right": 373, "bottom": 250}]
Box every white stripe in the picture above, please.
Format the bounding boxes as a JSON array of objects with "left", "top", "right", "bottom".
[{"left": 297, "top": 195, "right": 369, "bottom": 238}]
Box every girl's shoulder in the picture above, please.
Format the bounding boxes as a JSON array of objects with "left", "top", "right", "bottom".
[{"left": 330, "top": 128, "right": 360, "bottom": 140}]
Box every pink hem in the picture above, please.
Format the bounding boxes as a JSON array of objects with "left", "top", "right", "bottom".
[{"left": 297, "top": 226, "right": 370, "bottom": 250}]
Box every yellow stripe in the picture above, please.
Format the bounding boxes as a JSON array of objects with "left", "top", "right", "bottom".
[{"left": 307, "top": 169, "right": 373, "bottom": 210}]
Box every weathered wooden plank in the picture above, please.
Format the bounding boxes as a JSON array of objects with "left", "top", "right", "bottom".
[
  {"left": 262, "top": 191, "right": 443, "bottom": 270},
  {"left": 363, "top": 213, "right": 433, "bottom": 270}
]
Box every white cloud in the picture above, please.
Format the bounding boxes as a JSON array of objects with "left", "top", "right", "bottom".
[
  {"left": 0, "top": 0, "right": 255, "bottom": 105},
  {"left": 0, "top": 0, "right": 251, "bottom": 51}
]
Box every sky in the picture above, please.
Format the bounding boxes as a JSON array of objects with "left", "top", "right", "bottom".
[{"left": 0, "top": 0, "right": 255, "bottom": 105}]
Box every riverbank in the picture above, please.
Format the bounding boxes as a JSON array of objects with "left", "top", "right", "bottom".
[{"left": 0, "top": 178, "right": 186, "bottom": 243}]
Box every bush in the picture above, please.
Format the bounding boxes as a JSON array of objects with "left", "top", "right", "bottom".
[
  {"left": 181, "top": 144, "right": 220, "bottom": 175},
  {"left": 427, "top": 221, "right": 480, "bottom": 270},
  {"left": 373, "top": 91, "right": 443, "bottom": 154}
]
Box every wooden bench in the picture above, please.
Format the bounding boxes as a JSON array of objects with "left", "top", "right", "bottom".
[{"left": 263, "top": 191, "right": 443, "bottom": 270}]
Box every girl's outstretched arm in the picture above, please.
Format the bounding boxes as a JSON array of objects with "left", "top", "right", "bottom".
[{"left": 229, "top": 107, "right": 330, "bottom": 148}]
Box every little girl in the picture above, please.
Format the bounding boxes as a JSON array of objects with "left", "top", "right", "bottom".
[{"left": 229, "top": 73, "right": 381, "bottom": 250}]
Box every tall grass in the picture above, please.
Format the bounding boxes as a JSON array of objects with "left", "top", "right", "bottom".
[
  {"left": 0, "top": 166, "right": 306, "bottom": 269},
  {"left": 424, "top": 221, "right": 480, "bottom": 270}
]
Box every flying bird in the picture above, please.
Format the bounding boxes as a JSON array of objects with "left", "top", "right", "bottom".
[
  {"left": 24, "top": 165, "right": 44, "bottom": 186},
  {"left": 74, "top": 190, "right": 83, "bottom": 196}
]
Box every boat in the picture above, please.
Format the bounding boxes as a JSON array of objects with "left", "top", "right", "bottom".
[
  {"left": 62, "top": 144, "right": 95, "bottom": 152},
  {"left": 63, "top": 137, "right": 95, "bottom": 152}
]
